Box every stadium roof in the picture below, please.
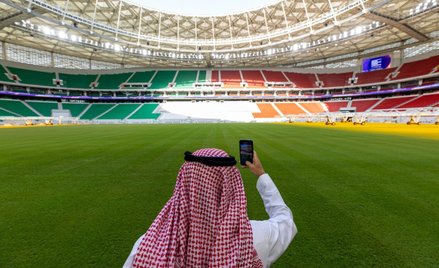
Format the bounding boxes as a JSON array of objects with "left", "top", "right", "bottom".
[{"left": 0, "top": 0, "right": 438, "bottom": 68}]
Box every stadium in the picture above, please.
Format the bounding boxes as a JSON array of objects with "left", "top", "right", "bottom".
[{"left": 0, "top": 0, "right": 438, "bottom": 267}]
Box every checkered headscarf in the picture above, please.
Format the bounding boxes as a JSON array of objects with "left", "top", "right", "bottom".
[{"left": 132, "top": 148, "right": 263, "bottom": 267}]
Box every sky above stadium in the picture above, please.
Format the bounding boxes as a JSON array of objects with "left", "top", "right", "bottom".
[{"left": 128, "top": 0, "right": 278, "bottom": 16}]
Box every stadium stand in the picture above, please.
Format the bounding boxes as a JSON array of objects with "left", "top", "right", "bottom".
[
  {"left": 149, "top": 70, "right": 176, "bottom": 89},
  {"left": 318, "top": 72, "right": 353, "bottom": 88},
  {"left": 8, "top": 67, "right": 56, "bottom": 87},
  {"left": 0, "top": 98, "right": 39, "bottom": 116},
  {"left": 79, "top": 104, "right": 115, "bottom": 120},
  {"left": 262, "top": 70, "right": 288, "bottom": 82},
  {"left": 0, "top": 65, "right": 11, "bottom": 82},
  {"left": 350, "top": 99, "right": 381, "bottom": 112},
  {"left": 324, "top": 101, "right": 349, "bottom": 112},
  {"left": 0, "top": 107, "right": 18, "bottom": 116},
  {"left": 197, "top": 70, "right": 207, "bottom": 83},
  {"left": 126, "top": 71, "right": 155, "bottom": 84},
  {"left": 393, "top": 55, "right": 439, "bottom": 80},
  {"left": 241, "top": 70, "right": 265, "bottom": 88},
  {"left": 95, "top": 73, "right": 133, "bottom": 90},
  {"left": 128, "top": 103, "right": 160, "bottom": 119},
  {"left": 96, "top": 104, "right": 140, "bottom": 119},
  {"left": 26, "top": 101, "right": 59, "bottom": 116},
  {"left": 174, "top": 70, "right": 198, "bottom": 88},
  {"left": 220, "top": 70, "right": 242, "bottom": 88},
  {"left": 283, "top": 72, "right": 317, "bottom": 88},
  {"left": 299, "top": 102, "right": 326, "bottom": 113},
  {"left": 372, "top": 96, "right": 417, "bottom": 110},
  {"left": 355, "top": 68, "right": 396, "bottom": 85},
  {"left": 275, "top": 103, "right": 306, "bottom": 115},
  {"left": 59, "top": 73, "right": 97, "bottom": 89},
  {"left": 211, "top": 70, "right": 219, "bottom": 82},
  {"left": 396, "top": 92, "right": 439, "bottom": 109},
  {"left": 61, "top": 103, "right": 90, "bottom": 117},
  {"left": 252, "top": 103, "right": 280, "bottom": 118}
]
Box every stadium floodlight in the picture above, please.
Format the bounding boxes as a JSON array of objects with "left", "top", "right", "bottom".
[
  {"left": 42, "top": 26, "right": 53, "bottom": 35},
  {"left": 57, "top": 30, "right": 67, "bottom": 39},
  {"left": 70, "top": 34, "right": 78, "bottom": 42},
  {"left": 114, "top": 44, "right": 121, "bottom": 52}
]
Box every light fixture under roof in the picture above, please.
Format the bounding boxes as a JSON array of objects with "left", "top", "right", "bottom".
[{"left": 126, "top": 0, "right": 279, "bottom": 17}]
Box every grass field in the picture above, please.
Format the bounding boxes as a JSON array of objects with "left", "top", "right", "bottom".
[{"left": 0, "top": 123, "right": 438, "bottom": 267}]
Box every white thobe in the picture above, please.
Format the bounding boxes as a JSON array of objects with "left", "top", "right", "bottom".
[{"left": 123, "top": 173, "right": 297, "bottom": 268}]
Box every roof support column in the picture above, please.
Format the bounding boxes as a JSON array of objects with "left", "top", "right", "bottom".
[
  {"left": 327, "top": 0, "right": 339, "bottom": 25},
  {"left": 281, "top": 1, "right": 291, "bottom": 39},
  {"left": 90, "top": 0, "right": 99, "bottom": 33},
  {"left": 228, "top": 16, "right": 234, "bottom": 49},
  {"left": 115, "top": 0, "right": 122, "bottom": 41},
  {"left": 158, "top": 12, "right": 162, "bottom": 48},
  {"left": 263, "top": 9, "right": 270, "bottom": 43},
  {"left": 211, "top": 17, "right": 215, "bottom": 51},
  {"left": 245, "top": 13, "right": 252, "bottom": 47},
  {"left": 177, "top": 16, "right": 180, "bottom": 50},
  {"left": 61, "top": 0, "right": 70, "bottom": 25},
  {"left": 137, "top": 7, "right": 142, "bottom": 46},
  {"left": 302, "top": 0, "right": 313, "bottom": 33}
]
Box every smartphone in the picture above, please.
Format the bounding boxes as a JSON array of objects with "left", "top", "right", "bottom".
[{"left": 239, "top": 140, "right": 254, "bottom": 166}]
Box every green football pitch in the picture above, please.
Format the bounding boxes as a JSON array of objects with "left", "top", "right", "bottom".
[{"left": 0, "top": 123, "right": 438, "bottom": 267}]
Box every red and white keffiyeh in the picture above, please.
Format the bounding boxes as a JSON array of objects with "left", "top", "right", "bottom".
[{"left": 132, "top": 148, "right": 263, "bottom": 267}]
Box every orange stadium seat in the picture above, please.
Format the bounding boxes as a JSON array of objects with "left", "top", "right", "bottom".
[
  {"left": 253, "top": 103, "right": 280, "bottom": 118},
  {"left": 298, "top": 102, "right": 326, "bottom": 113},
  {"left": 275, "top": 103, "right": 306, "bottom": 115}
]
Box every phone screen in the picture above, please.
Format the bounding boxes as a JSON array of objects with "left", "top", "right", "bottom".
[{"left": 239, "top": 140, "right": 254, "bottom": 166}]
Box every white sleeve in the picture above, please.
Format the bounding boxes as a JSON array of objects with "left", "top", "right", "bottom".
[
  {"left": 122, "top": 234, "right": 145, "bottom": 268},
  {"left": 251, "top": 174, "right": 297, "bottom": 267}
]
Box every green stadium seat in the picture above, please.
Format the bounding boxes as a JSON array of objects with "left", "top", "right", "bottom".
[
  {"left": 0, "top": 65, "right": 12, "bottom": 82},
  {"left": 95, "top": 73, "right": 133, "bottom": 90},
  {"left": 127, "top": 71, "right": 155, "bottom": 83},
  {"left": 79, "top": 104, "right": 115, "bottom": 120},
  {"left": 59, "top": 73, "right": 97, "bottom": 89},
  {"left": 61, "top": 103, "right": 90, "bottom": 117},
  {"left": 0, "top": 99, "right": 39, "bottom": 117},
  {"left": 96, "top": 104, "right": 141, "bottom": 119},
  {"left": 149, "top": 71, "right": 176, "bottom": 90},
  {"left": 8, "top": 67, "right": 56, "bottom": 87},
  {"left": 26, "top": 101, "right": 59, "bottom": 116},
  {"left": 174, "top": 70, "right": 198, "bottom": 88},
  {"left": 198, "top": 70, "right": 206, "bottom": 83},
  {"left": 128, "top": 103, "right": 160, "bottom": 119},
  {"left": 0, "top": 108, "right": 18, "bottom": 117}
]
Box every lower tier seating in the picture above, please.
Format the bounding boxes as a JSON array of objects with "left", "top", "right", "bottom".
[
  {"left": 26, "top": 101, "right": 59, "bottom": 116},
  {"left": 128, "top": 104, "right": 160, "bottom": 119},
  {"left": 61, "top": 103, "right": 90, "bottom": 117},
  {"left": 324, "top": 101, "right": 349, "bottom": 112},
  {"left": 252, "top": 103, "right": 280, "bottom": 118},
  {"left": 0, "top": 99, "right": 39, "bottom": 116},
  {"left": 350, "top": 99, "right": 380, "bottom": 112},
  {"left": 298, "top": 102, "right": 326, "bottom": 113},
  {"left": 96, "top": 104, "right": 140, "bottom": 119},
  {"left": 275, "top": 103, "right": 306, "bottom": 115},
  {"left": 397, "top": 93, "right": 439, "bottom": 109},
  {"left": 79, "top": 104, "right": 116, "bottom": 120},
  {"left": 372, "top": 96, "right": 416, "bottom": 110}
]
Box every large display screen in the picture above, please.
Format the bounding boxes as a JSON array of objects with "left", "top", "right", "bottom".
[{"left": 362, "top": 55, "right": 391, "bottom": 72}]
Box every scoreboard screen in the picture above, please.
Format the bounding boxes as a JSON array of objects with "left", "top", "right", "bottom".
[{"left": 362, "top": 55, "right": 391, "bottom": 72}]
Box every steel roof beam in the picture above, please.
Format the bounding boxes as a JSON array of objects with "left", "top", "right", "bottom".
[{"left": 363, "top": 11, "right": 428, "bottom": 41}]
